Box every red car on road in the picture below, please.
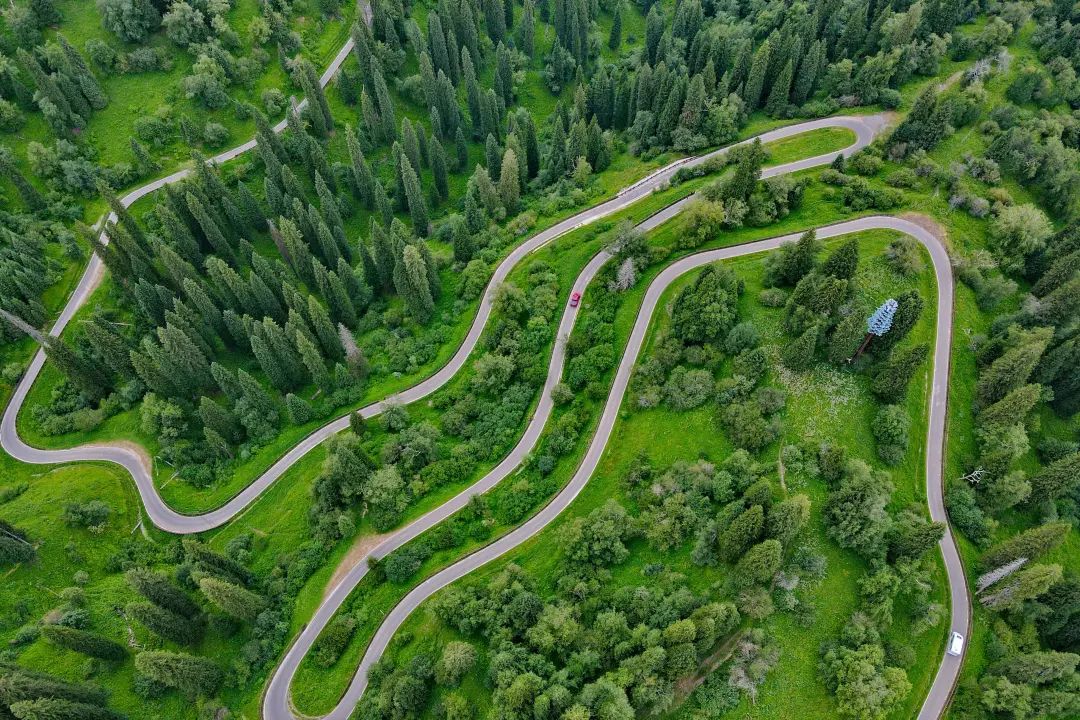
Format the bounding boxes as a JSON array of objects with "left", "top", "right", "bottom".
[{"left": 570, "top": 291, "right": 581, "bottom": 307}]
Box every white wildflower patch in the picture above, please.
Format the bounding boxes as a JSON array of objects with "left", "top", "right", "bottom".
[{"left": 767, "top": 344, "right": 860, "bottom": 435}]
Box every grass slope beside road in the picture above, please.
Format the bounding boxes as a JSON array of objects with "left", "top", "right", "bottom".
[{"left": 352, "top": 230, "right": 944, "bottom": 720}]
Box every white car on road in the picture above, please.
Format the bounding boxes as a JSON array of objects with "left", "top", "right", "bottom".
[{"left": 947, "top": 631, "right": 965, "bottom": 657}]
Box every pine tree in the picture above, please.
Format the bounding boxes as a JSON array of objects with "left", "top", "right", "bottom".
[
  {"left": 126, "top": 568, "right": 200, "bottom": 618},
  {"left": 82, "top": 318, "right": 132, "bottom": 377},
  {"left": 608, "top": 2, "right": 622, "bottom": 50},
  {"left": 30, "top": 0, "right": 63, "bottom": 26},
  {"left": 186, "top": 193, "right": 237, "bottom": 267},
  {"left": 181, "top": 279, "right": 225, "bottom": 340},
  {"left": 313, "top": 178, "right": 346, "bottom": 259},
  {"left": 725, "top": 138, "right": 765, "bottom": 202},
  {"left": 346, "top": 129, "right": 375, "bottom": 208},
  {"left": 499, "top": 148, "right": 520, "bottom": 213},
  {"left": 267, "top": 317, "right": 308, "bottom": 387},
  {"left": 821, "top": 238, "right": 859, "bottom": 279},
  {"left": 430, "top": 136, "right": 450, "bottom": 201},
  {"left": 99, "top": 182, "right": 145, "bottom": 246},
  {"left": 485, "top": 134, "right": 502, "bottom": 181},
  {"left": 0, "top": 152, "right": 46, "bottom": 212},
  {"left": 1029, "top": 453, "right": 1080, "bottom": 502},
  {"left": 294, "top": 57, "right": 333, "bottom": 135},
  {"left": 327, "top": 270, "right": 359, "bottom": 327},
  {"left": 350, "top": 409, "right": 366, "bottom": 435},
  {"left": 126, "top": 601, "right": 200, "bottom": 645},
  {"left": 519, "top": 0, "right": 536, "bottom": 56},
  {"left": 253, "top": 106, "right": 287, "bottom": 161},
  {"left": 43, "top": 334, "right": 108, "bottom": 401},
  {"left": 874, "top": 290, "right": 923, "bottom": 354},
  {"left": 867, "top": 299, "right": 899, "bottom": 336},
  {"left": 782, "top": 324, "right": 819, "bottom": 370},
  {"left": 248, "top": 334, "right": 289, "bottom": 390},
  {"left": 286, "top": 306, "right": 316, "bottom": 347},
  {"left": 41, "top": 626, "right": 125, "bottom": 660},
  {"left": 416, "top": 239, "right": 441, "bottom": 300},
  {"left": 197, "top": 576, "right": 265, "bottom": 622},
  {"left": 131, "top": 279, "right": 167, "bottom": 326},
  {"left": 17, "top": 48, "right": 80, "bottom": 129},
  {"left": 374, "top": 180, "right": 393, "bottom": 227},
  {"left": 978, "top": 384, "right": 1043, "bottom": 428},
  {"left": 399, "top": 149, "right": 430, "bottom": 235},
  {"left": 311, "top": 209, "right": 342, "bottom": 267},
  {"left": 369, "top": 221, "right": 396, "bottom": 292},
  {"left": 399, "top": 245, "right": 436, "bottom": 322},
  {"left": 982, "top": 521, "right": 1071, "bottom": 569},
  {"left": 870, "top": 344, "right": 929, "bottom": 403},
  {"left": 208, "top": 363, "right": 242, "bottom": 405},
  {"left": 768, "top": 230, "right": 820, "bottom": 287},
  {"left": 130, "top": 137, "right": 157, "bottom": 175},
  {"left": 171, "top": 298, "right": 217, "bottom": 351},
  {"left": 191, "top": 151, "right": 247, "bottom": 233},
  {"left": 305, "top": 133, "right": 334, "bottom": 188},
  {"left": 135, "top": 651, "right": 223, "bottom": 697},
  {"left": 889, "top": 86, "right": 949, "bottom": 155},
  {"left": 235, "top": 369, "right": 279, "bottom": 440},
  {"left": 277, "top": 217, "right": 314, "bottom": 286},
  {"left": 199, "top": 396, "right": 241, "bottom": 443},
  {"left": 295, "top": 332, "right": 333, "bottom": 392},
  {"left": 307, "top": 295, "right": 345, "bottom": 360},
  {"left": 373, "top": 68, "right": 397, "bottom": 142},
  {"left": 976, "top": 329, "right": 1052, "bottom": 409},
  {"left": 679, "top": 74, "right": 707, "bottom": 135},
  {"left": 336, "top": 258, "right": 367, "bottom": 312},
  {"left": 284, "top": 392, "right": 312, "bottom": 424},
  {"left": 484, "top": 0, "right": 507, "bottom": 42},
  {"left": 252, "top": 252, "right": 287, "bottom": 304},
  {"left": 463, "top": 52, "right": 483, "bottom": 137},
  {"left": 743, "top": 39, "right": 771, "bottom": 110},
  {"left": 764, "top": 59, "right": 793, "bottom": 117},
  {"left": 159, "top": 322, "right": 214, "bottom": 395},
  {"left": 402, "top": 118, "right": 423, "bottom": 176},
  {"left": 230, "top": 183, "right": 262, "bottom": 234},
  {"left": 827, "top": 311, "right": 866, "bottom": 365},
  {"left": 792, "top": 40, "right": 824, "bottom": 105},
  {"left": 205, "top": 257, "right": 255, "bottom": 316},
  {"left": 495, "top": 42, "right": 514, "bottom": 105},
  {"left": 454, "top": 126, "right": 470, "bottom": 172},
  {"left": 639, "top": 7, "right": 662, "bottom": 63},
  {"left": 450, "top": 15, "right": 475, "bottom": 73},
  {"left": 7, "top": 697, "right": 123, "bottom": 720},
  {"left": 426, "top": 13, "right": 450, "bottom": 80},
  {"left": 0, "top": 667, "right": 108, "bottom": 707}
]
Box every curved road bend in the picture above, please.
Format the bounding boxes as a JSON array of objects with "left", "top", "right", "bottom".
[
  {"left": 1, "top": 115, "right": 888, "bottom": 533},
  {"left": 264, "top": 218, "right": 965, "bottom": 718}
]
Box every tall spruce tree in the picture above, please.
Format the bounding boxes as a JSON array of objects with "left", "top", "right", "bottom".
[
  {"left": 431, "top": 136, "right": 450, "bottom": 201},
  {"left": 126, "top": 568, "right": 200, "bottom": 617},
  {"left": 43, "top": 334, "right": 108, "bottom": 401},
  {"left": 135, "top": 651, "right": 223, "bottom": 697},
  {"left": 743, "top": 39, "right": 771, "bottom": 110}
]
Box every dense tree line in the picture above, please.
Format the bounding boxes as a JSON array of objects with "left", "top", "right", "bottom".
[
  {"left": 360, "top": 430, "right": 833, "bottom": 718},
  {"left": 0, "top": 664, "right": 122, "bottom": 720},
  {"left": 307, "top": 259, "right": 560, "bottom": 545}
]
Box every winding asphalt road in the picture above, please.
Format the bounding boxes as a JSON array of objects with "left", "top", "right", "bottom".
[
  {"left": 0, "top": 116, "right": 886, "bottom": 533},
  {"left": 261, "top": 142, "right": 968, "bottom": 719},
  {"left": 0, "top": 23, "right": 966, "bottom": 712}
]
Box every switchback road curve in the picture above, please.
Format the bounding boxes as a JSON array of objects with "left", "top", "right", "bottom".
[
  {"left": 263, "top": 199, "right": 967, "bottom": 719},
  {"left": 0, "top": 2, "right": 968, "bottom": 715},
  {"left": 0, "top": 116, "right": 887, "bottom": 533}
]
